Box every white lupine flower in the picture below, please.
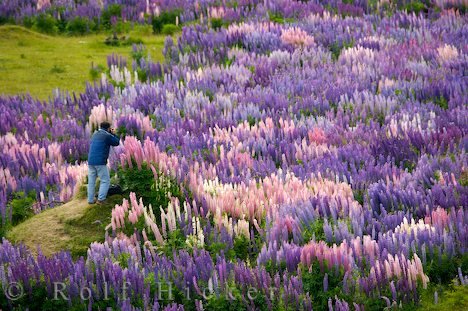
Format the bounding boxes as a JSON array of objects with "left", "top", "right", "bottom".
[
  {"left": 394, "top": 217, "right": 435, "bottom": 234},
  {"left": 437, "top": 44, "right": 459, "bottom": 63}
]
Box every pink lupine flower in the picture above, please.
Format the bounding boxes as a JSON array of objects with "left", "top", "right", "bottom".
[
  {"left": 36, "top": 0, "right": 51, "bottom": 11},
  {"left": 426, "top": 207, "right": 449, "bottom": 229},
  {"left": 300, "top": 240, "right": 354, "bottom": 273},
  {"left": 209, "top": 7, "right": 225, "bottom": 19},
  {"left": 281, "top": 27, "right": 315, "bottom": 47}
]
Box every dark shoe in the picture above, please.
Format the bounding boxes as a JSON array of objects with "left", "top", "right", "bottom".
[
  {"left": 96, "top": 200, "right": 106, "bottom": 205},
  {"left": 88, "top": 201, "right": 96, "bottom": 205}
]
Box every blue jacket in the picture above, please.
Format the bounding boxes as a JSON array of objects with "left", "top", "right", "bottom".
[{"left": 88, "top": 129, "right": 120, "bottom": 165}]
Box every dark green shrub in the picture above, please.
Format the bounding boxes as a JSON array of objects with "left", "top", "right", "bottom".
[
  {"left": 101, "top": 4, "right": 122, "bottom": 29},
  {"left": 232, "top": 234, "right": 250, "bottom": 261},
  {"left": 112, "top": 20, "right": 130, "bottom": 34},
  {"left": 22, "top": 16, "right": 35, "bottom": 28},
  {"left": 161, "top": 24, "right": 179, "bottom": 35},
  {"left": 404, "top": 1, "right": 427, "bottom": 14},
  {"left": 211, "top": 18, "right": 223, "bottom": 30},
  {"left": 301, "top": 262, "right": 348, "bottom": 311},
  {"left": 66, "top": 17, "right": 94, "bottom": 35},
  {"left": 269, "top": 12, "right": 285, "bottom": 24},
  {"left": 117, "top": 162, "right": 184, "bottom": 213},
  {"left": 10, "top": 191, "right": 36, "bottom": 226},
  {"left": 34, "top": 14, "right": 58, "bottom": 34},
  {"left": 0, "top": 16, "right": 14, "bottom": 25},
  {"left": 434, "top": 95, "right": 449, "bottom": 110},
  {"left": 151, "top": 10, "right": 181, "bottom": 34}
]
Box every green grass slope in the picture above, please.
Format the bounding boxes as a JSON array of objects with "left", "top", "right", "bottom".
[
  {"left": 0, "top": 25, "right": 166, "bottom": 99},
  {"left": 7, "top": 194, "right": 125, "bottom": 258}
]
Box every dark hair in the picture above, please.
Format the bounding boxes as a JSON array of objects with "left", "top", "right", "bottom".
[{"left": 100, "top": 121, "right": 111, "bottom": 130}]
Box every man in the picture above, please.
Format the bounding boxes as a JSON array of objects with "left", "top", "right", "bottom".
[{"left": 87, "top": 121, "right": 120, "bottom": 205}]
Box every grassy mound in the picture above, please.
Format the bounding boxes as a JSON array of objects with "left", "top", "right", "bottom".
[{"left": 7, "top": 194, "right": 125, "bottom": 258}]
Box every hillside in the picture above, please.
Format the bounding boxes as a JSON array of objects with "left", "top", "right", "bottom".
[
  {"left": 7, "top": 194, "right": 124, "bottom": 258},
  {"left": 0, "top": 25, "right": 165, "bottom": 99}
]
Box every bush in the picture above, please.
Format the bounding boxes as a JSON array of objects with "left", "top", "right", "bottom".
[
  {"left": 34, "top": 14, "right": 58, "bottom": 34},
  {"left": 10, "top": 191, "right": 36, "bottom": 226},
  {"left": 112, "top": 20, "right": 131, "bottom": 34},
  {"left": 211, "top": 18, "right": 223, "bottom": 30},
  {"left": 101, "top": 4, "right": 122, "bottom": 29},
  {"left": 117, "top": 162, "right": 184, "bottom": 213},
  {"left": 66, "top": 17, "right": 94, "bottom": 35},
  {"left": 22, "top": 16, "right": 35, "bottom": 28},
  {"left": 151, "top": 10, "right": 181, "bottom": 34},
  {"left": 404, "top": 1, "right": 427, "bottom": 14},
  {"left": 161, "top": 24, "right": 179, "bottom": 35}
]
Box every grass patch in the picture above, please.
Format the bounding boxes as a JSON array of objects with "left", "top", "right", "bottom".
[
  {"left": 0, "top": 25, "right": 166, "bottom": 99},
  {"left": 63, "top": 194, "right": 125, "bottom": 258},
  {"left": 7, "top": 194, "right": 125, "bottom": 259}
]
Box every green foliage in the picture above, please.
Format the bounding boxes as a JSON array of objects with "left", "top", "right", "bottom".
[
  {"left": 117, "top": 162, "right": 184, "bottom": 215},
  {"left": 433, "top": 95, "right": 448, "bottom": 110},
  {"left": 34, "top": 14, "right": 58, "bottom": 34},
  {"left": 159, "top": 229, "right": 187, "bottom": 257},
  {"left": 301, "top": 262, "right": 347, "bottom": 311},
  {"left": 117, "top": 252, "right": 131, "bottom": 268},
  {"left": 418, "top": 282, "right": 468, "bottom": 310},
  {"left": 427, "top": 254, "right": 455, "bottom": 284},
  {"left": 101, "top": 4, "right": 122, "bottom": 29},
  {"left": 330, "top": 40, "right": 354, "bottom": 61},
  {"left": 0, "top": 285, "right": 70, "bottom": 310},
  {"left": 206, "top": 241, "right": 229, "bottom": 260},
  {"left": 151, "top": 10, "right": 182, "bottom": 34},
  {"left": 404, "top": 1, "right": 427, "bottom": 15},
  {"left": 269, "top": 11, "right": 285, "bottom": 24},
  {"left": 233, "top": 234, "right": 250, "bottom": 261},
  {"left": 247, "top": 115, "right": 257, "bottom": 127},
  {"left": 211, "top": 18, "right": 224, "bottom": 30},
  {"left": 22, "top": 16, "right": 35, "bottom": 28},
  {"left": 89, "top": 63, "right": 105, "bottom": 80},
  {"left": 302, "top": 218, "right": 325, "bottom": 243},
  {"left": 66, "top": 17, "right": 94, "bottom": 35},
  {"left": 10, "top": 190, "right": 36, "bottom": 226},
  {"left": 131, "top": 45, "right": 147, "bottom": 62},
  {"left": 204, "top": 89, "right": 215, "bottom": 101},
  {"left": 204, "top": 286, "right": 250, "bottom": 311},
  {"left": 424, "top": 252, "right": 467, "bottom": 285},
  {"left": 112, "top": 20, "right": 131, "bottom": 34},
  {"left": 161, "top": 24, "right": 179, "bottom": 35},
  {"left": 460, "top": 171, "right": 468, "bottom": 187},
  {"left": 353, "top": 189, "right": 365, "bottom": 205},
  {"left": 264, "top": 259, "right": 287, "bottom": 275}
]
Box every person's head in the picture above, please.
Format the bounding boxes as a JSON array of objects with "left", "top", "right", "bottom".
[{"left": 100, "top": 121, "right": 111, "bottom": 131}]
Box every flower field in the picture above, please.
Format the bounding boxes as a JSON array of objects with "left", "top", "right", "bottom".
[{"left": 0, "top": 0, "right": 467, "bottom": 310}]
